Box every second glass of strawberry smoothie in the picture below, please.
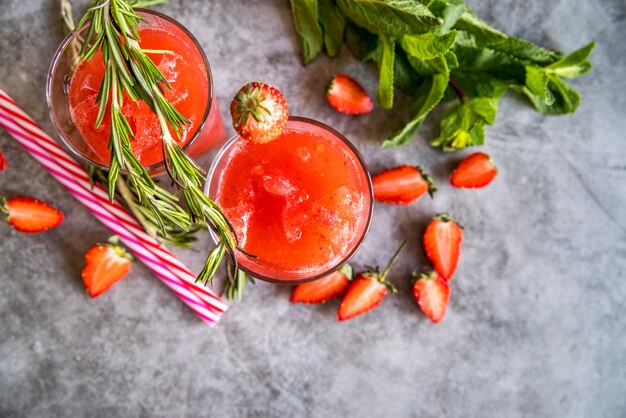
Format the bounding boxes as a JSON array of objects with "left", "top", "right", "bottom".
[{"left": 47, "top": 9, "right": 226, "bottom": 174}]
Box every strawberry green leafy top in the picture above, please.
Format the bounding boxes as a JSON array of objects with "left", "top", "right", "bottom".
[
  {"left": 76, "top": 0, "right": 236, "bottom": 284},
  {"left": 289, "top": 0, "right": 595, "bottom": 150}
]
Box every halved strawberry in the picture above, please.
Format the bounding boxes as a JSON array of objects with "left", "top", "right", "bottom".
[
  {"left": 423, "top": 213, "right": 463, "bottom": 280},
  {"left": 1, "top": 196, "right": 64, "bottom": 233},
  {"left": 337, "top": 241, "right": 406, "bottom": 321},
  {"left": 327, "top": 74, "right": 374, "bottom": 115},
  {"left": 291, "top": 264, "right": 353, "bottom": 304},
  {"left": 450, "top": 152, "right": 497, "bottom": 188},
  {"left": 372, "top": 165, "right": 436, "bottom": 205},
  {"left": 82, "top": 237, "right": 133, "bottom": 298},
  {"left": 412, "top": 270, "right": 450, "bottom": 323},
  {"left": 0, "top": 149, "right": 7, "bottom": 171},
  {"left": 230, "top": 81, "right": 288, "bottom": 144}
]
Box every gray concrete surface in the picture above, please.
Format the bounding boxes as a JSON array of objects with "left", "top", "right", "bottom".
[{"left": 1, "top": 0, "right": 625, "bottom": 417}]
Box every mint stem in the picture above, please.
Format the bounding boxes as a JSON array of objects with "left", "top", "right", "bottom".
[{"left": 449, "top": 78, "right": 466, "bottom": 104}]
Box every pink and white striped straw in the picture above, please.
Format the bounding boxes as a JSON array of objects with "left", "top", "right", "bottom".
[{"left": 0, "top": 88, "right": 227, "bottom": 325}]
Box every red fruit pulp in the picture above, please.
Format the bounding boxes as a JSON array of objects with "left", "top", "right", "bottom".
[
  {"left": 211, "top": 120, "right": 372, "bottom": 282},
  {"left": 68, "top": 15, "right": 224, "bottom": 167}
]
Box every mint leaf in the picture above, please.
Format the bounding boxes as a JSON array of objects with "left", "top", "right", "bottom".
[
  {"left": 518, "top": 74, "right": 581, "bottom": 115},
  {"left": 452, "top": 71, "right": 509, "bottom": 99},
  {"left": 289, "top": 0, "right": 324, "bottom": 65},
  {"left": 336, "top": 0, "right": 441, "bottom": 37},
  {"left": 378, "top": 34, "right": 396, "bottom": 109},
  {"left": 452, "top": 37, "right": 526, "bottom": 83},
  {"left": 401, "top": 30, "right": 457, "bottom": 60},
  {"left": 319, "top": 0, "right": 347, "bottom": 57},
  {"left": 431, "top": 97, "right": 498, "bottom": 151},
  {"left": 546, "top": 41, "right": 595, "bottom": 78},
  {"left": 445, "top": 50, "right": 459, "bottom": 69},
  {"left": 455, "top": 14, "right": 559, "bottom": 65},
  {"left": 345, "top": 20, "right": 380, "bottom": 61},
  {"left": 524, "top": 65, "right": 555, "bottom": 106},
  {"left": 394, "top": 46, "right": 424, "bottom": 94},
  {"left": 382, "top": 71, "right": 449, "bottom": 147},
  {"left": 428, "top": 0, "right": 471, "bottom": 33}
]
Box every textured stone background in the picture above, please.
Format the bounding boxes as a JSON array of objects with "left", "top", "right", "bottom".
[{"left": 1, "top": 0, "right": 625, "bottom": 417}]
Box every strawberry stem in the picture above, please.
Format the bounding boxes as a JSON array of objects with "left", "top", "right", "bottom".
[
  {"left": 0, "top": 196, "right": 8, "bottom": 216},
  {"left": 380, "top": 239, "right": 407, "bottom": 281}
]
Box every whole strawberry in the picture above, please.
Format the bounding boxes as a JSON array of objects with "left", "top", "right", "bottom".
[
  {"left": 337, "top": 241, "right": 406, "bottom": 321},
  {"left": 0, "top": 149, "right": 7, "bottom": 171},
  {"left": 230, "top": 81, "right": 288, "bottom": 144},
  {"left": 450, "top": 152, "right": 498, "bottom": 188},
  {"left": 291, "top": 264, "right": 354, "bottom": 304},
  {"left": 82, "top": 236, "right": 134, "bottom": 298},
  {"left": 372, "top": 165, "right": 436, "bottom": 205},
  {"left": 327, "top": 74, "right": 374, "bottom": 115},
  {"left": 423, "top": 213, "right": 463, "bottom": 280},
  {"left": 412, "top": 270, "right": 450, "bottom": 323},
  {"left": 1, "top": 196, "right": 64, "bottom": 233}
]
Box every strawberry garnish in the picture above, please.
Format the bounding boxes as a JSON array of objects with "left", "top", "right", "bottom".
[
  {"left": 423, "top": 213, "right": 463, "bottom": 280},
  {"left": 337, "top": 240, "right": 406, "bottom": 321},
  {"left": 372, "top": 165, "right": 436, "bottom": 205},
  {"left": 0, "top": 149, "right": 7, "bottom": 171},
  {"left": 230, "top": 81, "right": 288, "bottom": 144},
  {"left": 82, "top": 237, "right": 133, "bottom": 298},
  {"left": 450, "top": 152, "right": 497, "bottom": 188},
  {"left": 291, "top": 264, "right": 353, "bottom": 304},
  {"left": 1, "top": 196, "right": 64, "bottom": 233},
  {"left": 327, "top": 74, "right": 374, "bottom": 115},
  {"left": 412, "top": 270, "right": 450, "bottom": 323}
]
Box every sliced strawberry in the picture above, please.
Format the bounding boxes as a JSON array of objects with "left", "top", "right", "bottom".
[
  {"left": 450, "top": 152, "right": 497, "bottom": 188},
  {"left": 372, "top": 165, "right": 436, "bottom": 205},
  {"left": 230, "top": 81, "right": 288, "bottom": 144},
  {"left": 337, "top": 241, "right": 406, "bottom": 321},
  {"left": 1, "top": 196, "right": 64, "bottom": 233},
  {"left": 291, "top": 264, "right": 353, "bottom": 304},
  {"left": 327, "top": 74, "right": 374, "bottom": 115},
  {"left": 0, "top": 149, "right": 7, "bottom": 171},
  {"left": 82, "top": 238, "right": 133, "bottom": 298},
  {"left": 412, "top": 270, "right": 450, "bottom": 323},
  {"left": 423, "top": 213, "right": 463, "bottom": 280}
]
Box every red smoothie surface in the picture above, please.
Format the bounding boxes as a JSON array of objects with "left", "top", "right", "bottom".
[
  {"left": 214, "top": 124, "right": 372, "bottom": 280},
  {"left": 68, "top": 19, "right": 221, "bottom": 167}
]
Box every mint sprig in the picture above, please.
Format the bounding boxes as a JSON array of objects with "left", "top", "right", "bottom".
[{"left": 289, "top": 0, "right": 594, "bottom": 151}]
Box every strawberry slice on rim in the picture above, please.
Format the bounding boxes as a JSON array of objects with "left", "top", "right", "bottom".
[
  {"left": 230, "top": 81, "right": 288, "bottom": 144},
  {"left": 327, "top": 74, "right": 374, "bottom": 115},
  {"left": 1, "top": 196, "right": 64, "bottom": 233}
]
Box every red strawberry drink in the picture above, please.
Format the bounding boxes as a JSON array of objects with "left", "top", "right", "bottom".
[
  {"left": 207, "top": 117, "right": 373, "bottom": 283},
  {"left": 48, "top": 10, "right": 225, "bottom": 171}
]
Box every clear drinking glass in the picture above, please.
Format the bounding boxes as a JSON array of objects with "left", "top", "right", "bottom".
[
  {"left": 206, "top": 117, "right": 373, "bottom": 284},
  {"left": 46, "top": 9, "right": 226, "bottom": 174}
]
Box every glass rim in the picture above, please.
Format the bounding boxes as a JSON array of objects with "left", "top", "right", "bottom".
[
  {"left": 205, "top": 116, "right": 374, "bottom": 285},
  {"left": 45, "top": 8, "right": 214, "bottom": 173}
]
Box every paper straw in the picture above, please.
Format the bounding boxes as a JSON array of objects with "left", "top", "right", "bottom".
[{"left": 0, "top": 89, "right": 227, "bottom": 324}]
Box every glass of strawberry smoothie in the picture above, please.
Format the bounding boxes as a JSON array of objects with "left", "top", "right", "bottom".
[
  {"left": 206, "top": 117, "right": 373, "bottom": 284},
  {"left": 46, "top": 9, "right": 226, "bottom": 173}
]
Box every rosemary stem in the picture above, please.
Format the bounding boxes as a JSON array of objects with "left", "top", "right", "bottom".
[{"left": 115, "top": 177, "right": 160, "bottom": 239}]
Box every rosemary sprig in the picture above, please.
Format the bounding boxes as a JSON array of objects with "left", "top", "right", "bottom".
[
  {"left": 77, "top": 0, "right": 237, "bottom": 283},
  {"left": 225, "top": 264, "right": 255, "bottom": 302}
]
